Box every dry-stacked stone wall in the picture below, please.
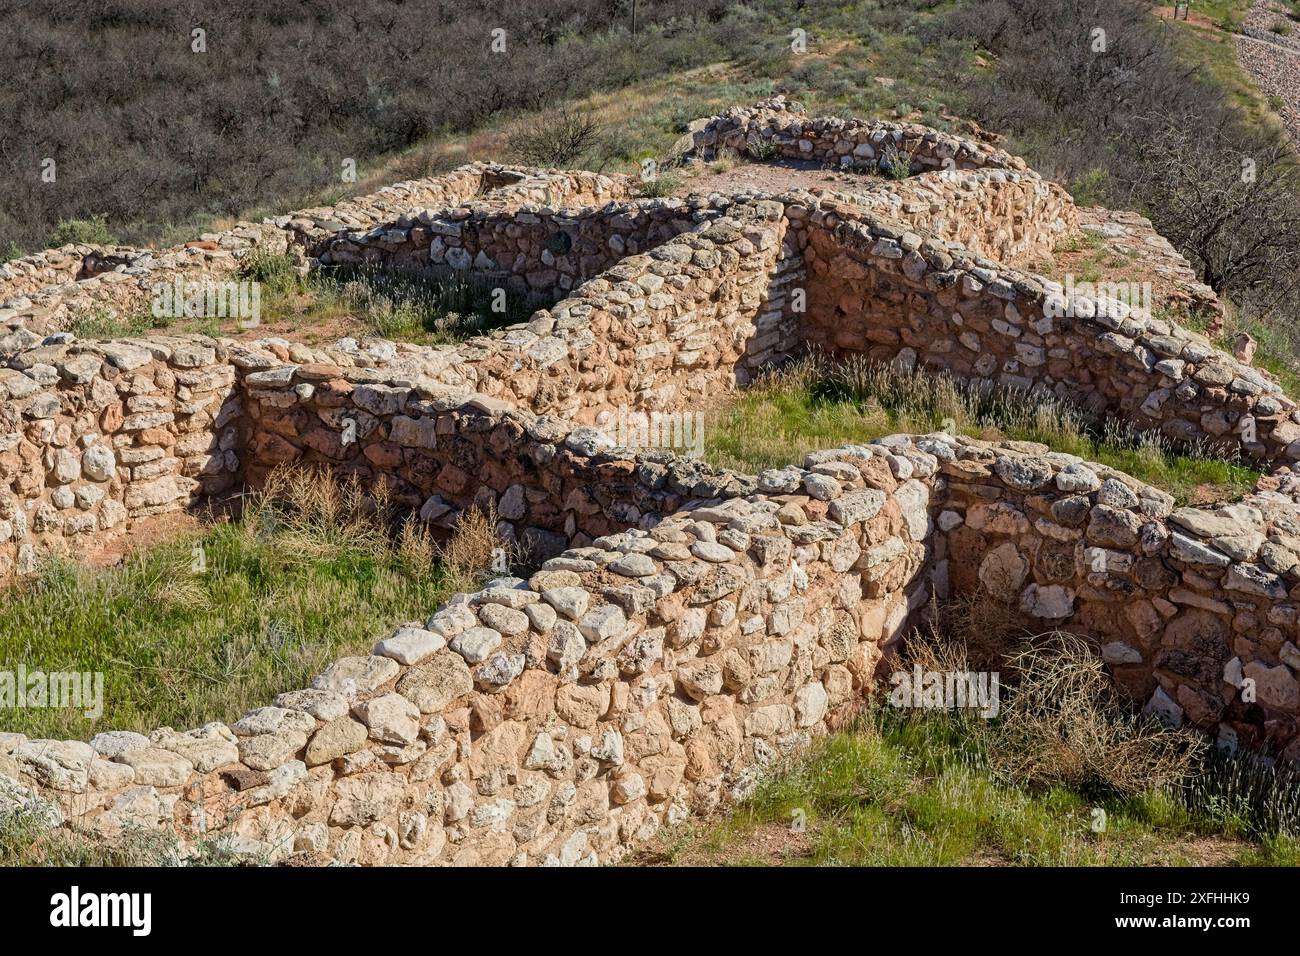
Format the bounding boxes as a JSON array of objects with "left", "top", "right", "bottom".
[
  {"left": 317, "top": 194, "right": 705, "bottom": 299},
  {"left": 7, "top": 101, "right": 1300, "bottom": 865},
  {"left": 797, "top": 199, "right": 1300, "bottom": 468},
  {"left": 0, "top": 165, "right": 633, "bottom": 344},
  {"left": 0, "top": 232, "right": 294, "bottom": 352},
  {"left": 0, "top": 244, "right": 138, "bottom": 303},
  {"left": 915, "top": 432, "right": 1300, "bottom": 759},
  {"left": 1, "top": 435, "right": 931, "bottom": 866},
  {"left": 0, "top": 335, "right": 240, "bottom": 580},
  {"left": 310, "top": 168, "right": 635, "bottom": 288},
  {"left": 688, "top": 96, "right": 1078, "bottom": 264},
  {"left": 13, "top": 425, "right": 1300, "bottom": 863},
  {"left": 240, "top": 366, "right": 761, "bottom": 563},
  {"left": 692, "top": 96, "right": 1029, "bottom": 174}
]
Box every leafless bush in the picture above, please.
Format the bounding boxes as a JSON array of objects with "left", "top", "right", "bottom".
[
  {"left": 925, "top": 588, "right": 1031, "bottom": 676},
  {"left": 505, "top": 108, "right": 603, "bottom": 169},
  {"left": 988, "top": 632, "right": 1203, "bottom": 795},
  {"left": 903, "top": 600, "right": 1203, "bottom": 796}
]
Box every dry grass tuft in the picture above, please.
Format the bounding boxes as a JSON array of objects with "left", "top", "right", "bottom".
[
  {"left": 989, "top": 632, "right": 1203, "bottom": 796},
  {"left": 902, "top": 603, "right": 1203, "bottom": 797},
  {"left": 440, "top": 503, "right": 514, "bottom": 583}
]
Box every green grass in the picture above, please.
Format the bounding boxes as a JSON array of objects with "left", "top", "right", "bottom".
[
  {"left": 236, "top": 252, "right": 535, "bottom": 345},
  {"left": 647, "top": 705, "right": 1300, "bottom": 867},
  {"left": 317, "top": 266, "right": 536, "bottom": 344},
  {"left": 706, "top": 357, "right": 1260, "bottom": 504},
  {"left": 68, "top": 304, "right": 190, "bottom": 340},
  {"left": 0, "top": 473, "right": 464, "bottom": 740}
]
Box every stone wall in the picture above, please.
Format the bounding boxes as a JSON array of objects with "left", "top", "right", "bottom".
[
  {"left": 317, "top": 194, "right": 705, "bottom": 299},
  {"left": 0, "top": 164, "right": 633, "bottom": 344},
  {"left": 691, "top": 96, "right": 1030, "bottom": 174},
  {"left": 1, "top": 432, "right": 931, "bottom": 866},
  {"left": 13, "top": 420, "right": 1300, "bottom": 864},
  {"left": 8, "top": 100, "right": 1300, "bottom": 866},
  {"left": 913, "top": 432, "right": 1300, "bottom": 759},
  {"left": 687, "top": 96, "right": 1078, "bottom": 265},
  {"left": 0, "top": 336, "right": 240, "bottom": 580},
  {"left": 797, "top": 198, "right": 1300, "bottom": 468},
  {"left": 240, "top": 366, "right": 760, "bottom": 563},
  {"left": 313, "top": 202, "right": 795, "bottom": 422}
]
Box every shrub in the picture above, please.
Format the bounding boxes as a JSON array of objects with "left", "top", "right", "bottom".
[
  {"left": 505, "top": 107, "right": 603, "bottom": 168},
  {"left": 45, "top": 215, "right": 114, "bottom": 249},
  {"left": 68, "top": 305, "right": 159, "bottom": 339},
  {"left": 745, "top": 137, "right": 779, "bottom": 161},
  {"left": 239, "top": 248, "right": 302, "bottom": 297},
  {"left": 879, "top": 143, "right": 912, "bottom": 179},
  {"left": 315, "top": 267, "right": 532, "bottom": 344},
  {"left": 986, "top": 632, "right": 1203, "bottom": 796},
  {"left": 635, "top": 172, "right": 683, "bottom": 198}
]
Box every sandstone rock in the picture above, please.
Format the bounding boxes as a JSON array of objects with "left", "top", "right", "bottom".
[
  {"left": 374, "top": 625, "right": 446, "bottom": 665},
  {"left": 353, "top": 693, "right": 421, "bottom": 745},
  {"left": 977, "top": 542, "right": 1027, "bottom": 600},
  {"left": 89, "top": 730, "right": 149, "bottom": 759},
  {"left": 312, "top": 655, "right": 401, "bottom": 698},
  {"left": 329, "top": 773, "right": 405, "bottom": 826},
  {"left": 396, "top": 653, "right": 474, "bottom": 713},
  {"left": 113, "top": 747, "right": 194, "bottom": 787},
  {"left": 275, "top": 688, "right": 349, "bottom": 721},
  {"left": 1243, "top": 660, "right": 1300, "bottom": 711},
  {"left": 238, "top": 731, "right": 307, "bottom": 772},
  {"left": 450, "top": 626, "right": 503, "bottom": 664},
  {"left": 14, "top": 740, "right": 93, "bottom": 792},
  {"left": 305, "top": 717, "right": 368, "bottom": 766}
]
